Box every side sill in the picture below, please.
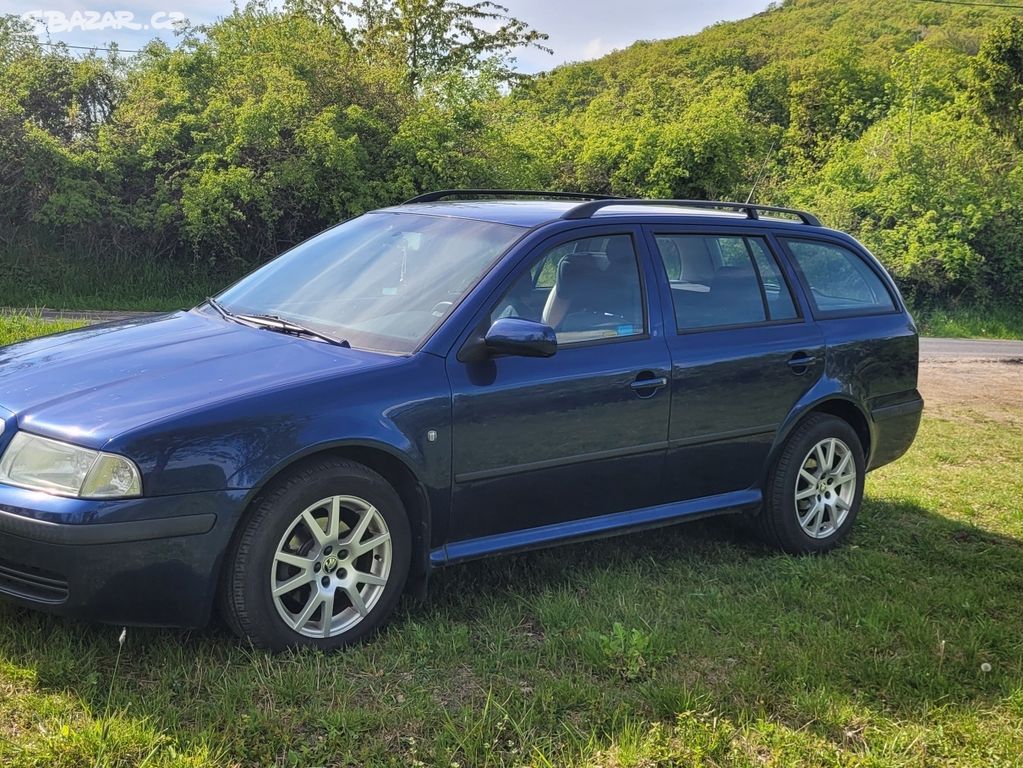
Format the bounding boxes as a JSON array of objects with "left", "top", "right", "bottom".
[{"left": 431, "top": 488, "right": 762, "bottom": 566}]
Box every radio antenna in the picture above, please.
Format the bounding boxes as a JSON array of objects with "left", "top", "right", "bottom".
[{"left": 746, "top": 138, "right": 779, "bottom": 204}]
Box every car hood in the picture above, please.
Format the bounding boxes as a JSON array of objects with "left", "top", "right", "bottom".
[{"left": 0, "top": 311, "right": 396, "bottom": 447}]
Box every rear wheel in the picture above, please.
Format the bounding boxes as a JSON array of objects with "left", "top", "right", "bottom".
[
  {"left": 756, "top": 414, "right": 865, "bottom": 554},
  {"left": 221, "top": 458, "right": 411, "bottom": 651}
]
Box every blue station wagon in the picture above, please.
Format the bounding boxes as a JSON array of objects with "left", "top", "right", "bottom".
[{"left": 0, "top": 192, "right": 923, "bottom": 650}]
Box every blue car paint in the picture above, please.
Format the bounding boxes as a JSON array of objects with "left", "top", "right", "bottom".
[{"left": 0, "top": 201, "right": 923, "bottom": 627}]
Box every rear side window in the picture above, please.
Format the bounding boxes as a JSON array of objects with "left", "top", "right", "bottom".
[
  {"left": 653, "top": 234, "right": 798, "bottom": 331},
  {"left": 781, "top": 238, "right": 895, "bottom": 315}
]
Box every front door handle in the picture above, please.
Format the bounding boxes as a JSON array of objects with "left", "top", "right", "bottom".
[
  {"left": 787, "top": 353, "right": 817, "bottom": 374},
  {"left": 630, "top": 375, "right": 669, "bottom": 396}
]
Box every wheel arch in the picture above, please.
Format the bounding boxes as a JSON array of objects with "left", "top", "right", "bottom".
[
  {"left": 765, "top": 396, "right": 873, "bottom": 484},
  {"left": 225, "top": 441, "right": 433, "bottom": 599}
]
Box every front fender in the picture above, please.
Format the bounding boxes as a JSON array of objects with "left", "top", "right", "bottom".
[{"left": 110, "top": 353, "right": 452, "bottom": 508}]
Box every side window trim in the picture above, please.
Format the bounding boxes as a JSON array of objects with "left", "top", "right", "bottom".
[
  {"left": 742, "top": 237, "right": 772, "bottom": 320},
  {"left": 778, "top": 235, "right": 900, "bottom": 320},
  {"left": 752, "top": 234, "right": 806, "bottom": 323},
  {"left": 646, "top": 228, "right": 806, "bottom": 335}
]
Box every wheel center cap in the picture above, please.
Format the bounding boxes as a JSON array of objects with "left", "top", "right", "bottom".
[
  {"left": 817, "top": 479, "right": 829, "bottom": 492},
  {"left": 323, "top": 555, "right": 339, "bottom": 573}
]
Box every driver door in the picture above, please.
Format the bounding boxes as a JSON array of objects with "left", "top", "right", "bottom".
[{"left": 445, "top": 226, "right": 673, "bottom": 547}]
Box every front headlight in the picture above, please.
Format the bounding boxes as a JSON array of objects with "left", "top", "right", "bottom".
[{"left": 0, "top": 432, "right": 142, "bottom": 499}]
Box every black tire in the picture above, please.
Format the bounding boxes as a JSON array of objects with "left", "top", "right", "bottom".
[
  {"left": 756, "top": 414, "right": 866, "bottom": 554},
  {"left": 220, "top": 458, "right": 411, "bottom": 651}
]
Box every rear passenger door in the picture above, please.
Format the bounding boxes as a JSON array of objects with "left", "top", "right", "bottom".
[{"left": 644, "top": 227, "right": 825, "bottom": 502}]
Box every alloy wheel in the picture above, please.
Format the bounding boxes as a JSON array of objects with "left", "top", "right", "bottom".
[
  {"left": 270, "top": 495, "right": 392, "bottom": 638},
  {"left": 794, "top": 437, "right": 857, "bottom": 539}
]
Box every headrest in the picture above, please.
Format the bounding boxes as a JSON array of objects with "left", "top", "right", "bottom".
[
  {"left": 554, "top": 251, "right": 611, "bottom": 300},
  {"left": 604, "top": 237, "right": 634, "bottom": 264}
]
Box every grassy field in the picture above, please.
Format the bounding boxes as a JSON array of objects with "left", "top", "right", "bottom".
[
  {"left": 0, "top": 314, "right": 86, "bottom": 346},
  {"left": 0, "top": 317, "right": 1021, "bottom": 767},
  {"left": 0, "top": 252, "right": 223, "bottom": 313},
  {"left": 914, "top": 303, "right": 1023, "bottom": 341}
]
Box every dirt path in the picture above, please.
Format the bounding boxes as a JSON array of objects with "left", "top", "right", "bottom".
[
  {"left": 919, "top": 360, "right": 1022, "bottom": 424},
  {"left": 920, "top": 337, "right": 1023, "bottom": 362}
]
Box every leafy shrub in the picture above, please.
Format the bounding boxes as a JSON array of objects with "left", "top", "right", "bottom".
[
  {"left": 5, "top": 1, "right": 1023, "bottom": 308},
  {"left": 588, "top": 622, "right": 660, "bottom": 681}
]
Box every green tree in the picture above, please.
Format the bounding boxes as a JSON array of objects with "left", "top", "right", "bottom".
[
  {"left": 971, "top": 17, "right": 1023, "bottom": 147},
  {"left": 288, "top": 0, "right": 551, "bottom": 89},
  {"left": 5, "top": 0, "right": 1023, "bottom": 309},
  {"left": 0, "top": 15, "right": 126, "bottom": 256},
  {"left": 801, "top": 105, "right": 1018, "bottom": 301}
]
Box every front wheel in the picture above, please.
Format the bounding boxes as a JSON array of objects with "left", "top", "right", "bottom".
[
  {"left": 221, "top": 458, "right": 411, "bottom": 651},
  {"left": 756, "top": 414, "right": 865, "bottom": 554}
]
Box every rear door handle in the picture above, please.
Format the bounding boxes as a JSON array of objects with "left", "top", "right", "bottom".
[{"left": 787, "top": 353, "right": 817, "bottom": 373}]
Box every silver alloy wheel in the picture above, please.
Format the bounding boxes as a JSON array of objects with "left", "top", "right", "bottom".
[
  {"left": 270, "top": 495, "right": 392, "bottom": 638},
  {"left": 794, "top": 437, "right": 857, "bottom": 539}
]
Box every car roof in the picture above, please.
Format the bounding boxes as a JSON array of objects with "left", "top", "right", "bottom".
[{"left": 374, "top": 200, "right": 826, "bottom": 231}]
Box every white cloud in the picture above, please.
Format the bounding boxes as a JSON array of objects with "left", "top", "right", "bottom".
[{"left": 581, "top": 37, "right": 616, "bottom": 60}]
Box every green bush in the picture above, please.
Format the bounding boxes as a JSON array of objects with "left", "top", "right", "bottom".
[{"left": 3, "top": 1, "right": 1023, "bottom": 310}]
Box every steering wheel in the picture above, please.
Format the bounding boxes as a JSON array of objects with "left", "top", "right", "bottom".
[{"left": 430, "top": 301, "right": 454, "bottom": 318}]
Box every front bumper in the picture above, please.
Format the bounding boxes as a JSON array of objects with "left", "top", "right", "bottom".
[{"left": 0, "top": 485, "right": 249, "bottom": 627}]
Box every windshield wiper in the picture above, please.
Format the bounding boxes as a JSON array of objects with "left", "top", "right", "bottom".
[
  {"left": 205, "top": 299, "right": 350, "bottom": 348},
  {"left": 235, "top": 313, "right": 351, "bottom": 348},
  {"left": 205, "top": 296, "right": 233, "bottom": 320}
]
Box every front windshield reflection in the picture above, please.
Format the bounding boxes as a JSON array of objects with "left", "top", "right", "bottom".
[{"left": 216, "top": 212, "right": 524, "bottom": 354}]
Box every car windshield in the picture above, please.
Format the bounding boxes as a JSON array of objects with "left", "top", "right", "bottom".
[{"left": 214, "top": 212, "right": 524, "bottom": 353}]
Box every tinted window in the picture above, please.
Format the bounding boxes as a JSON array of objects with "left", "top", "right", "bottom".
[
  {"left": 782, "top": 238, "right": 895, "bottom": 315},
  {"left": 654, "top": 235, "right": 798, "bottom": 331},
  {"left": 491, "top": 234, "right": 645, "bottom": 344}
]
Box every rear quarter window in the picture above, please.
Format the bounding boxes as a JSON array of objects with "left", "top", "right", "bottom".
[{"left": 781, "top": 238, "right": 896, "bottom": 316}]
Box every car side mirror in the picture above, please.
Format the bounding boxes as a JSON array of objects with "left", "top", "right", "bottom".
[{"left": 484, "top": 318, "right": 557, "bottom": 358}]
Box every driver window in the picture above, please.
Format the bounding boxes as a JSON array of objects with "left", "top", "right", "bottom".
[{"left": 490, "top": 234, "right": 646, "bottom": 345}]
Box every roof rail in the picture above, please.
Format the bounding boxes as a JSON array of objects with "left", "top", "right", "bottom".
[
  {"left": 561, "top": 198, "right": 822, "bottom": 227},
  {"left": 403, "top": 189, "right": 623, "bottom": 204}
]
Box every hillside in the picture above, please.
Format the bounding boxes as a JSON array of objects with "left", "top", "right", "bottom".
[
  {"left": 503, "top": 0, "right": 1023, "bottom": 304},
  {"left": 514, "top": 0, "right": 1007, "bottom": 120},
  {"left": 536, "top": 0, "right": 997, "bottom": 86}
]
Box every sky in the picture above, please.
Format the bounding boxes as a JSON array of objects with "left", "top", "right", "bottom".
[{"left": 11, "top": 0, "right": 771, "bottom": 69}]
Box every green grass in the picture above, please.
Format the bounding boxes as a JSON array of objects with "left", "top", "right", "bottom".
[
  {"left": 0, "top": 322, "right": 1022, "bottom": 766},
  {"left": 913, "top": 302, "right": 1023, "bottom": 341},
  {"left": 0, "top": 250, "right": 225, "bottom": 312},
  {"left": 0, "top": 314, "right": 87, "bottom": 346}
]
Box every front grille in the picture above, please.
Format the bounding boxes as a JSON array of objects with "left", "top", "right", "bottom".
[{"left": 0, "top": 557, "right": 68, "bottom": 603}]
